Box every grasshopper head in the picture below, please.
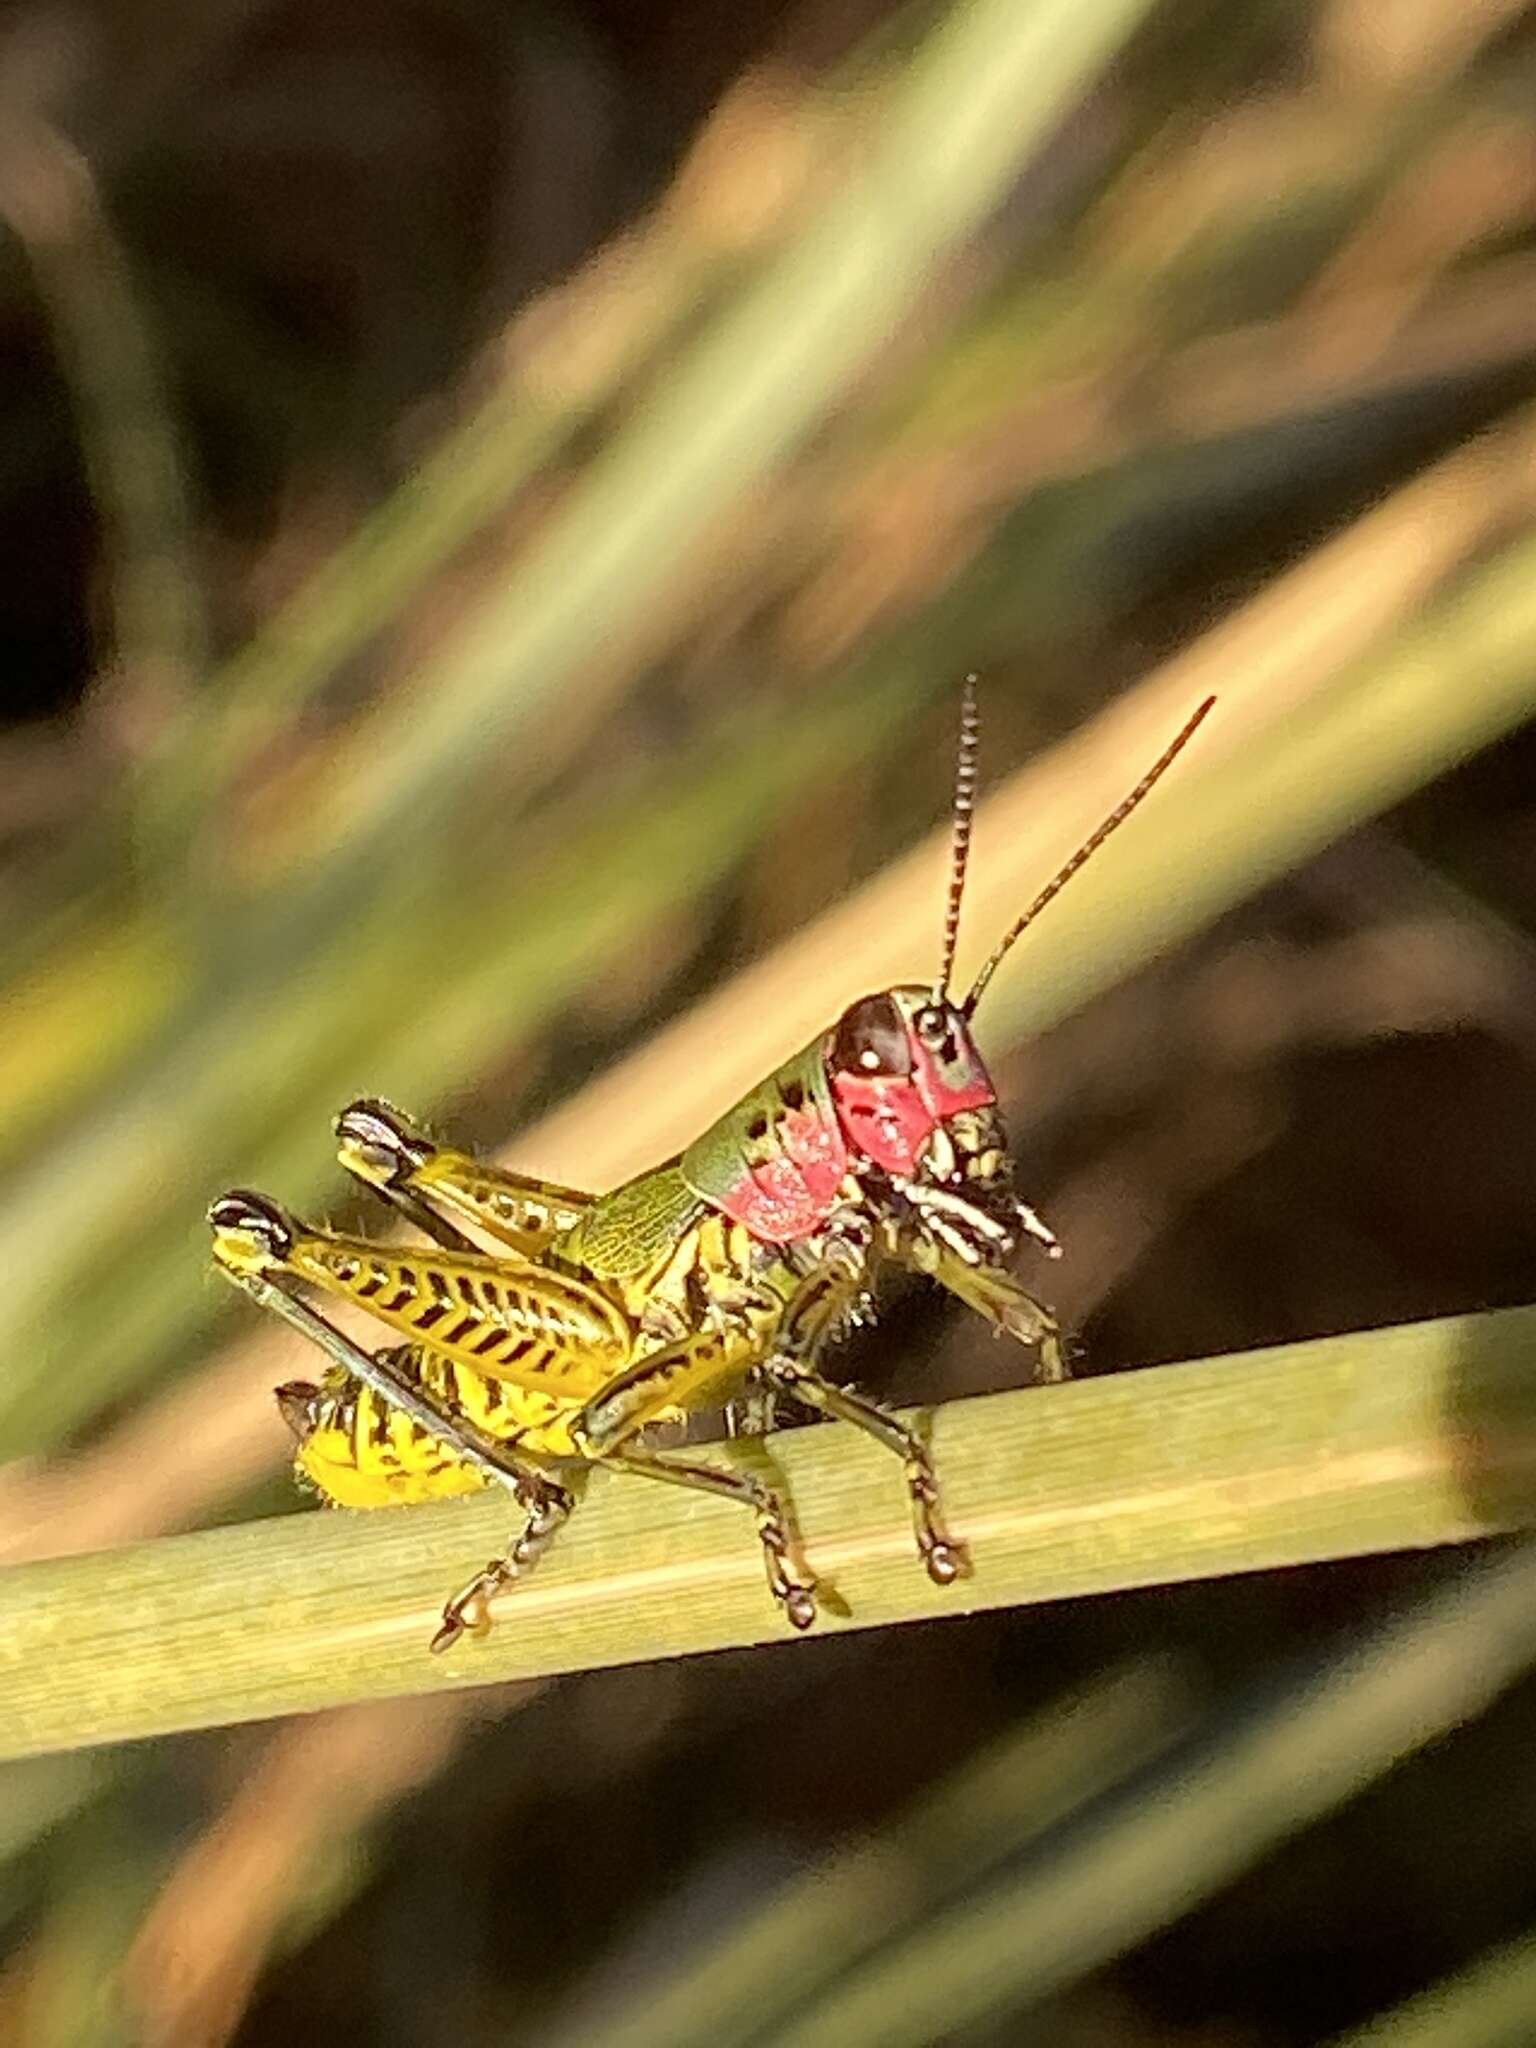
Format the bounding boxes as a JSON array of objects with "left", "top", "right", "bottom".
[
  {"left": 826, "top": 986, "right": 997, "bottom": 1179},
  {"left": 824, "top": 685, "right": 1216, "bottom": 1187}
]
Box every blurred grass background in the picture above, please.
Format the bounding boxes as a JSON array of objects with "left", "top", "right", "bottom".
[{"left": 4, "top": 0, "right": 1536, "bottom": 2040}]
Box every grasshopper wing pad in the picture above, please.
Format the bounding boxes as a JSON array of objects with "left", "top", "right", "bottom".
[
  {"left": 681, "top": 1039, "right": 848, "bottom": 1243},
  {"left": 561, "top": 1164, "right": 704, "bottom": 1280}
]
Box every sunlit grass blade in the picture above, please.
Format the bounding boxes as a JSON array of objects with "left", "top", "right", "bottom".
[
  {"left": 1, "top": 1305, "right": 1533, "bottom": 1757},
  {"left": 1328, "top": 1927, "right": 1536, "bottom": 2047}
]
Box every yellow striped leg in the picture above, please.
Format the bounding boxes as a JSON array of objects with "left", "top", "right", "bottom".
[
  {"left": 211, "top": 1215, "right": 578, "bottom": 1651},
  {"left": 335, "top": 1098, "right": 592, "bottom": 1256}
]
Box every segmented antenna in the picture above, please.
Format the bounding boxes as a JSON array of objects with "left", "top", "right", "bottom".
[
  {"left": 934, "top": 672, "right": 982, "bottom": 1001},
  {"left": 962, "top": 695, "right": 1216, "bottom": 1018}
]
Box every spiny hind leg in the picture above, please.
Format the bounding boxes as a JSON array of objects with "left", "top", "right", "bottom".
[
  {"left": 431, "top": 1482, "right": 576, "bottom": 1654},
  {"left": 211, "top": 1192, "right": 578, "bottom": 1646},
  {"left": 334, "top": 1098, "right": 593, "bottom": 1256},
  {"left": 207, "top": 1207, "right": 527, "bottom": 1478}
]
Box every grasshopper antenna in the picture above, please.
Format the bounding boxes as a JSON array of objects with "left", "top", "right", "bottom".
[
  {"left": 934, "top": 672, "right": 982, "bottom": 1002},
  {"left": 962, "top": 694, "right": 1216, "bottom": 1018}
]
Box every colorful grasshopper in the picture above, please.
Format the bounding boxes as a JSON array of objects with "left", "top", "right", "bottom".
[{"left": 209, "top": 688, "right": 1213, "bottom": 1649}]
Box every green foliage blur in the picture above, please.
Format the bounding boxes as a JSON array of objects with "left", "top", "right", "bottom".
[{"left": 4, "top": 0, "right": 1536, "bottom": 2042}]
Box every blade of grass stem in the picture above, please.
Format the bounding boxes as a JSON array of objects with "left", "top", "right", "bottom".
[
  {"left": 1, "top": 1305, "right": 1533, "bottom": 1757},
  {"left": 283, "top": 0, "right": 1157, "bottom": 873}
]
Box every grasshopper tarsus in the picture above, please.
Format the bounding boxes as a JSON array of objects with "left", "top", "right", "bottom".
[
  {"left": 784, "top": 1586, "right": 819, "bottom": 1631},
  {"left": 430, "top": 1604, "right": 479, "bottom": 1655},
  {"left": 923, "top": 1539, "right": 968, "bottom": 1586},
  {"left": 430, "top": 1481, "right": 576, "bottom": 1652}
]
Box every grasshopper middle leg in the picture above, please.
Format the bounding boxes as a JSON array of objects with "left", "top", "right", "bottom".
[{"left": 575, "top": 1325, "right": 821, "bottom": 1629}]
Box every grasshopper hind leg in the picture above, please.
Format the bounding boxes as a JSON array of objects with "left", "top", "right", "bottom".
[
  {"left": 209, "top": 1189, "right": 579, "bottom": 1648},
  {"left": 431, "top": 1483, "right": 576, "bottom": 1653}
]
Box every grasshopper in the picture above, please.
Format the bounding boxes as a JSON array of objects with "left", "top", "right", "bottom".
[{"left": 209, "top": 687, "right": 1213, "bottom": 1649}]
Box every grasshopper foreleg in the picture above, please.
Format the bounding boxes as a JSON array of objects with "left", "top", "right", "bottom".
[
  {"left": 883, "top": 1181, "right": 1067, "bottom": 1384},
  {"left": 931, "top": 1257, "right": 1067, "bottom": 1383},
  {"left": 762, "top": 1252, "right": 968, "bottom": 1587}
]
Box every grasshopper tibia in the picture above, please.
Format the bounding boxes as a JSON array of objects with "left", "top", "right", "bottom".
[
  {"left": 607, "top": 1446, "right": 820, "bottom": 1630},
  {"left": 432, "top": 1482, "right": 576, "bottom": 1653},
  {"left": 762, "top": 1359, "right": 968, "bottom": 1587}
]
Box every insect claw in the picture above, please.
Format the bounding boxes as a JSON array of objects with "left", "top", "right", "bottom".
[
  {"left": 429, "top": 1614, "right": 466, "bottom": 1656},
  {"left": 924, "top": 1538, "right": 968, "bottom": 1586},
  {"left": 432, "top": 1567, "right": 502, "bottom": 1652},
  {"left": 785, "top": 1586, "right": 818, "bottom": 1630}
]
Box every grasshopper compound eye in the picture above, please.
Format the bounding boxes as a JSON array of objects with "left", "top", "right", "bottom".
[
  {"left": 831, "top": 994, "right": 915, "bottom": 1078},
  {"left": 207, "top": 1190, "right": 297, "bottom": 1273},
  {"left": 912, "top": 1003, "right": 959, "bottom": 1060}
]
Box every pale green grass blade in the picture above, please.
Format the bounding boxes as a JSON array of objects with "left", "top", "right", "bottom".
[
  {"left": 289, "top": 0, "right": 1158, "bottom": 869},
  {"left": 0, "top": 115, "right": 205, "bottom": 713},
  {"left": 1, "top": 1305, "right": 1532, "bottom": 1757}
]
